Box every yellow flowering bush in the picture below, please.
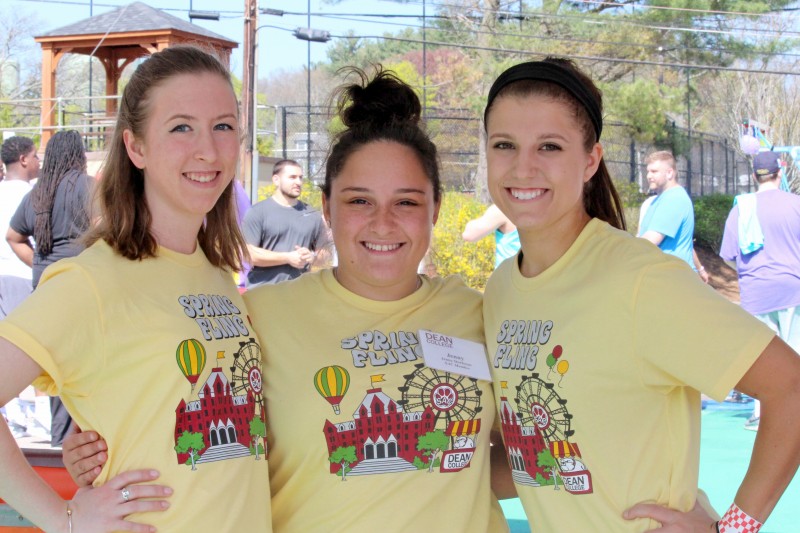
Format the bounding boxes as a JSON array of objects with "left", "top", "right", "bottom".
[
  {"left": 431, "top": 193, "right": 495, "bottom": 291},
  {"left": 257, "top": 182, "right": 493, "bottom": 290}
]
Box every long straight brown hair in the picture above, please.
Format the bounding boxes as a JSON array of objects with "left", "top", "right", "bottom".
[{"left": 85, "top": 45, "right": 246, "bottom": 271}]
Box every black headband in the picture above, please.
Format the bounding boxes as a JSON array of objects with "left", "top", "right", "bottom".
[{"left": 484, "top": 61, "right": 603, "bottom": 141}]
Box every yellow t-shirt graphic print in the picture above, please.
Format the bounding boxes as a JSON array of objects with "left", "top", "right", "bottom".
[
  {"left": 0, "top": 240, "right": 272, "bottom": 531},
  {"left": 318, "top": 353, "right": 484, "bottom": 479},
  {"left": 484, "top": 219, "right": 773, "bottom": 532},
  {"left": 246, "top": 270, "right": 509, "bottom": 533},
  {"left": 174, "top": 336, "right": 267, "bottom": 468}
]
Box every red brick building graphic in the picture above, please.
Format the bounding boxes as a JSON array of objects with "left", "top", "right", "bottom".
[
  {"left": 499, "top": 394, "right": 549, "bottom": 485},
  {"left": 323, "top": 387, "right": 436, "bottom": 474},
  {"left": 175, "top": 367, "right": 259, "bottom": 464}
]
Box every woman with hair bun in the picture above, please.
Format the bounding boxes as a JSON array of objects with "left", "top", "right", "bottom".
[
  {"left": 481, "top": 57, "right": 800, "bottom": 532},
  {"left": 244, "top": 67, "right": 509, "bottom": 532}
]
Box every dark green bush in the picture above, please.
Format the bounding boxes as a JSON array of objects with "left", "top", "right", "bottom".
[{"left": 693, "top": 194, "right": 734, "bottom": 251}]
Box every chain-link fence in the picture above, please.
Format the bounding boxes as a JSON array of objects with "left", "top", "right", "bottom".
[
  {"left": 259, "top": 106, "right": 482, "bottom": 190},
  {"left": 261, "top": 106, "right": 757, "bottom": 198},
  {"left": 0, "top": 95, "right": 120, "bottom": 152},
  {"left": 0, "top": 95, "right": 765, "bottom": 196},
  {"left": 602, "top": 121, "right": 756, "bottom": 197}
]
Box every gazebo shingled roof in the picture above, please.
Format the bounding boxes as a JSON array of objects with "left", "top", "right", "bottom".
[
  {"left": 34, "top": 1, "right": 238, "bottom": 146},
  {"left": 37, "top": 1, "right": 233, "bottom": 42}
]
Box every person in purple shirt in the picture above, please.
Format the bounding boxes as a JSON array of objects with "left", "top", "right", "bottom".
[
  {"left": 233, "top": 179, "right": 252, "bottom": 288},
  {"left": 720, "top": 150, "right": 800, "bottom": 430}
]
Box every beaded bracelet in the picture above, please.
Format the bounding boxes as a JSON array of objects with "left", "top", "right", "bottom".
[
  {"left": 66, "top": 501, "right": 73, "bottom": 533},
  {"left": 717, "top": 503, "right": 762, "bottom": 533}
]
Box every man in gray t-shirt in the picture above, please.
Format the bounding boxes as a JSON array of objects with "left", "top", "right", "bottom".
[{"left": 243, "top": 159, "right": 328, "bottom": 287}]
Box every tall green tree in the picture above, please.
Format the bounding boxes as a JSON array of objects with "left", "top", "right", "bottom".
[
  {"left": 328, "top": 1, "right": 798, "bottom": 121},
  {"left": 316, "top": 1, "right": 800, "bottom": 190}
]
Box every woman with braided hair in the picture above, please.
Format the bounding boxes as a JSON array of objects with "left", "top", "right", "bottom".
[
  {"left": 7, "top": 130, "right": 94, "bottom": 447},
  {"left": 7, "top": 129, "right": 93, "bottom": 289}
]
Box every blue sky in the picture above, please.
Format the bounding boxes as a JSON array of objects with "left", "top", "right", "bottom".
[{"left": 6, "top": 0, "right": 424, "bottom": 79}]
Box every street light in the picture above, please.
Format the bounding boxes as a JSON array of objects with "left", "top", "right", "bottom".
[
  {"left": 188, "top": 0, "right": 219, "bottom": 21},
  {"left": 291, "top": 24, "right": 331, "bottom": 178},
  {"left": 189, "top": 10, "right": 221, "bottom": 21},
  {"left": 292, "top": 28, "right": 331, "bottom": 42},
  {"left": 249, "top": 6, "right": 331, "bottom": 199}
]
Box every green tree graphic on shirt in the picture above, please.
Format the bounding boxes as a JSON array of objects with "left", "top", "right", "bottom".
[
  {"left": 175, "top": 431, "right": 206, "bottom": 471},
  {"left": 249, "top": 416, "right": 267, "bottom": 459},
  {"left": 417, "top": 430, "right": 449, "bottom": 473},
  {"left": 537, "top": 449, "right": 560, "bottom": 490},
  {"left": 329, "top": 446, "right": 357, "bottom": 481}
]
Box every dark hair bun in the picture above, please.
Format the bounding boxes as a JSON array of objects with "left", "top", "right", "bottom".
[{"left": 337, "top": 67, "right": 421, "bottom": 129}]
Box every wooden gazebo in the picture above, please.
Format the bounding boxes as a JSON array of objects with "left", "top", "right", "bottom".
[{"left": 34, "top": 1, "right": 238, "bottom": 146}]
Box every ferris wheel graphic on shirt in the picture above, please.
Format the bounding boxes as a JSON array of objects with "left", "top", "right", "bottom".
[
  {"left": 173, "top": 337, "right": 267, "bottom": 470},
  {"left": 317, "top": 363, "right": 484, "bottom": 480},
  {"left": 498, "top": 371, "right": 593, "bottom": 495}
]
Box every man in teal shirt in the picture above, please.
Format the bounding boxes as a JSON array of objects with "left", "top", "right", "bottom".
[{"left": 638, "top": 150, "right": 708, "bottom": 282}]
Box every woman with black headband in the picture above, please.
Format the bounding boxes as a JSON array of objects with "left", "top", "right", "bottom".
[{"left": 481, "top": 57, "right": 800, "bottom": 532}]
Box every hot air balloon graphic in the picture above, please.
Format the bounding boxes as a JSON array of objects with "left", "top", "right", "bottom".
[
  {"left": 176, "top": 339, "right": 207, "bottom": 391},
  {"left": 314, "top": 365, "right": 350, "bottom": 415}
]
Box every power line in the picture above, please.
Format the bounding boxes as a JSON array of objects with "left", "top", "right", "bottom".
[
  {"left": 603, "top": 0, "right": 800, "bottom": 16},
  {"left": 334, "top": 32, "right": 800, "bottom": 76},
  {"left": 264, "top": 2, "right": 800, "bottom": 40},
  {"left": 15, "top": 0, "right": 799, "bottom": 39},
  {"left": 13, "top": 0, "right": 242, "bottom": 16},
  {"left": 310, "top": 12, "right": 800, "bottom": 60},
  {"left": 401, "top": 0, "right": 800, "bottom": 38},
  {"left": 259, "top": 9, "right": 800, "bottom": 62},
  {"left": 17, "top": 0, "right": 800, "bottom": 45},
  {"left": 411, "top": 0, "right": 795, "bottom": 19},
  {"left": 569, "top": 0, "right": 780, "bottom": 17},
  {"left": 14, "top": 0, "right": 800, "bottom": 66}
]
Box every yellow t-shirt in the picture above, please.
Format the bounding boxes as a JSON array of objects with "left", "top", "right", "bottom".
[
  {"left": 245, "top": 270, "right": 508, "bottom": 533},
  {"left": 0, "top": 240, "right": 271, "bottom": 532},
  {"left": 483, "top": 219, "right": 774, "bottom": 532}
]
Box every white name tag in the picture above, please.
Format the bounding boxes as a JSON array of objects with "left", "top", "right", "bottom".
[{"left": 418, "top": 330, "right": 492, "bottom": 381}]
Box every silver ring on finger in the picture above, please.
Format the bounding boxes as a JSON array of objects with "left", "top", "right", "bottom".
[{"left": 121, "top": 486, "right": 131, "bottom": 502}]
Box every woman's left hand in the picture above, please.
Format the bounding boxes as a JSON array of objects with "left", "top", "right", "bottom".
[{"left": 70, "top": 469, "right": 172, "bottom": 533}]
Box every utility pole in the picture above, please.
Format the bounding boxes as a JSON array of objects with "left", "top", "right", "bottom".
[
  {"left": 241, "top": 0, "right": 258, "bottom": 199},
  {"left": 306, "top": 0, "right": 311, "bottom": 176},
  {"left": 422, "top": 0, "right": 426, "bottom": 119},
  {"left": 88, "top": 0, "right": 93, "bottom": 119}
]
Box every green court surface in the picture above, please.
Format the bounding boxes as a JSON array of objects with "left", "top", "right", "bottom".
[{"left": 501, "top": 398, "right": 799, "bottom": 532}]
